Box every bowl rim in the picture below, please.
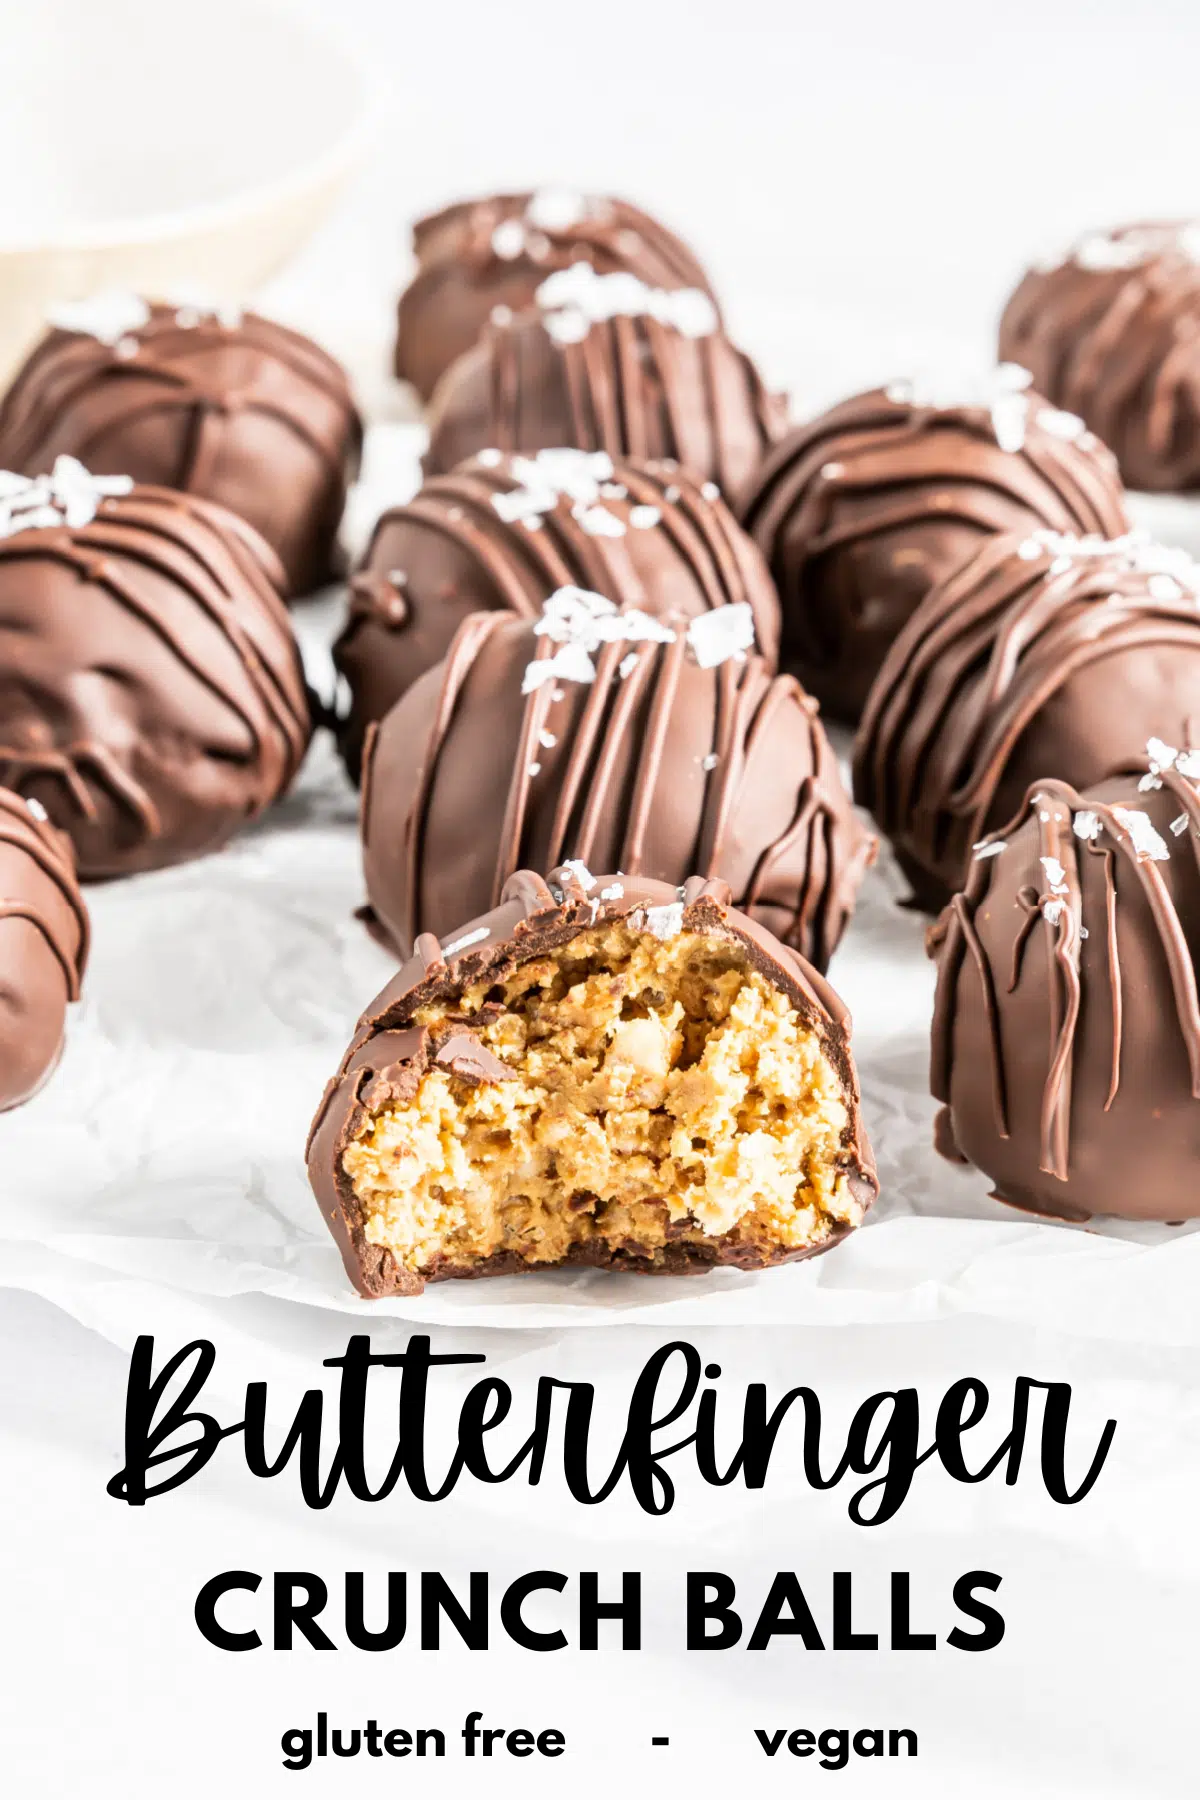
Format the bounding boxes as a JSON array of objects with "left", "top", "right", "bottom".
[{"left": 0, "top": 1, "right": 383, "bottom": 257}]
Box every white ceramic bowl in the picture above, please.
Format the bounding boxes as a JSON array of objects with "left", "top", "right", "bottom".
[{"left": 0, "top": 0, "right": 374, "bottom": 381}]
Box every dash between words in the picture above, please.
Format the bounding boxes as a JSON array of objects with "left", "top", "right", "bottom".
[{"left": 108, "top": 1334, "right": 1115, "bottom": 1522}]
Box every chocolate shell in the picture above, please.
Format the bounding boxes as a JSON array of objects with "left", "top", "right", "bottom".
[
  {"left": 308, "top": 867, "right": 878, "bottom": 1296},
  {"left": 333, "top": 447, "right": 781, "bottom": 779},
  {"left": 999, "top": 223, "right": 1200, "bottom": 493},
  {"left": 853, "top": 528, "right": 1200, "bottom": 911},
  {"left": 930, "top": 768, "right": 1200, "bottom": 1222},
  {"left": 0, "top": 464, "right": 311, "bottom": 878},
  {"left": 0, "top": 787, "right": 88, "bottom": 1111},
  {"left": 360, "top": 603, "right": 873, "bottom": 972},
  {"left": 737, "top": 371, "right": 1130, "bottom": 724},
  {"left": 423, "top": 266, "right": 784, "bottom": 492},
  {"left": 394, "top": 190, "right": 718, "bottom": 401},
  {"left": 0, "top": 298, "right": 362, "bottom": 594}
]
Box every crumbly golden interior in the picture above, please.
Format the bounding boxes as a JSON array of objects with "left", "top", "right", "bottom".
[{"left": 344, "top": 923, "right": 862, "bottom": 1274}]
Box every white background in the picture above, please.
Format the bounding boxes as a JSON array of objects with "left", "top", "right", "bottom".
[{"left": 4, "top": 1, "right": 1200, "bottom": 1795}]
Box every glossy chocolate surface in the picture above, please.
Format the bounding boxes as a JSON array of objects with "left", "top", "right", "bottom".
[
  {"left": 739, "top": 374, "right": 1129, "bottom": 722},
  {"left": 931, "top": 768, "right": 1200, "bottom": 1221},
  {"left": 395, "top": 190, "right": 718, "bottom": 401},
  {"left": 334, "top": 447, "right": 781, "bottom": 778},
  {"left": 361, "top": 605, "right": 872, "bottom": 971},
  {"left": 0, "top": 299, "right": 362, "bottom": 594},
  {"left": 853, "top": 529, "right": 1200, "bottom": 909},
  {"left": 0, "top": 469, "right": 311, "bottom": 878}
]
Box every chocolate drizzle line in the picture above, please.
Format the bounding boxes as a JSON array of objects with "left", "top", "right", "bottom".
[
  {"left": 854, "top": 529, "right": 1200, "bottom": 905},
  {"left": 931, "top": 774, "right": 1200, "bottom": 1189},
  {"left": 363, "top": 609, "right": 873, "bottom": 972},
  {"left": 0, "top": 305, "right": 361, "bottom": 594},
  {"left": 358, "top": 455, "right": 775, "bottom": 638},
  {"left": 1035, "top": 794, "right": 1082, "bottom": 1182},
  {"left": 426, "top": 305, "right": 783, "bottom": 494},
  {"left": 0, "top": 789, "right": 89, "bottom": 997},
  {"left": 1098, "top": 843, "right": 1122, "bottom": 1111},
  {"left": 491, "top": 313, "right": 780, "bottom": 493},
  {"left": 410, "top": 193, "right": 713, "bottom": 295},
  {"left": 394, "top": 193, "right": 719, "bottom": 399},
  {"left": 332, "top": 450, "right": 784, "bottom": 779},
  {"left": 0, "top": 307, "right": 357, "bottom": 494},
  {"left": 738, "top": 385, "right": 1128, "bottom": 721},
  {"left": 0, "top": 487, "right": 309, "bottom": 869},
  {"left": 999, "top": 223, "right": 1200, "bottom": 491},
  {"left": 742, "top": 395, "right": 1125, "bottom": 591}
]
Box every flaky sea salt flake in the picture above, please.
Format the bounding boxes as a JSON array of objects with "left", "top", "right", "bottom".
[
  {"left": 525, "top": 187, "right": 588, "bottom": 232},
  {"left": 521, "top": 640, "right": 598, "bottom": 694},
  {"left": 1040, "top": 855, "right": 1069, "bottom": 895},
  {"left": 47, "top": 290, "right": 150, "bottom": 345},
  {"left": 1037, "top": 407, "right": 1086, "bottom": 440},
  {"left": 1111, "top": 806, "right": 1171, "bottom": 861},
  {"left": 559, "top": 859, "right": 597, "bottom": 891},
  {"left": 575, "top": 504, "right": 626, "bottom": 537},
  {"left": 687, "top": 603, "right": 755, "bottom": 668},
  {"left": 536, "top": 261, "right": 717, "bottom": 340},
  {"left": 642, "top": 901, "right": 685, "bottom": 940},
  {"left": 491, "top": 220, "right": 526, "bottom": 260}
]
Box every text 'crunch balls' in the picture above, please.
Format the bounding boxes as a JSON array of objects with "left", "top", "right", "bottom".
[
  {"left": 0, "top": 787, "right": 88, "bottom": 1112},
  {"left": 424, "top": 262, "right": 785, "bottom": 493},
  {"left": 930, "top": 764, "right": 1200, "bottom": 1223},
  {"left": 737, "top": 368, "right": 1129, "bottom": 723},
  {"left": 0, "top": 461, "right": 311, "bottom": 878},
  {"left": 853, "top": 528, "right": 1200, "bottom": 911},
  {"left": 0, "top": 295, "right": 362, "bottom": 594},
  {"left": 308, "top": 867, "right": 878, "bottom": 1296},
  {"left": 333, "top": 446, "right": 781, "bottom": 778},
  {"left": 394, "top": 189, "right": 718, "bottom": 401},
  {"left": 360, "top": 594, "right": 873, "bottom": 973}
]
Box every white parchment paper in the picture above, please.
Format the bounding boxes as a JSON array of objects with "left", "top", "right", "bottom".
[{"left": 2, "top": 430, "right": 1198, "bottom": 1347}]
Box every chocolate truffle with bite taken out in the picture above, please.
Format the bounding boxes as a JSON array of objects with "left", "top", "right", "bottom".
[{"left": 308, "top": 866, "right": 878, "bottom": 1296}]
